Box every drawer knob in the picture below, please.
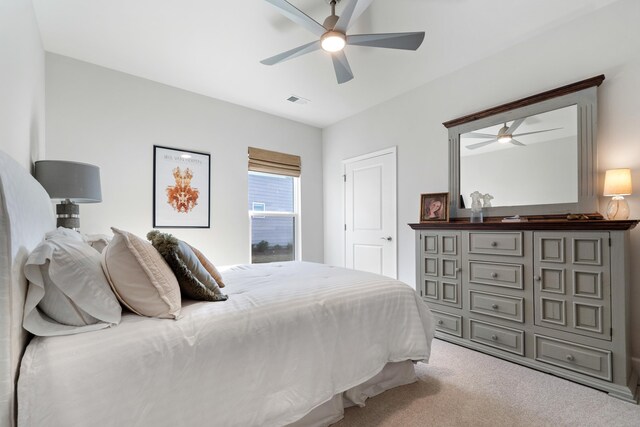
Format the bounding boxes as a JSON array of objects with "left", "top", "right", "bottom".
[
  {"left": 566, "top": 354, "right": 575, "bottom": 362},
  {"left": 490, "top": 241, "right": 498, "bottom": 247},
  {"left": 490, "top": 335, "right": 498, "bottom": 341},
  {"left": 534, "top": 275, "right": 541, "bottom": 282},
  {"left": 491, "top": 304, "right": 499, "bottom": 309},
  {"left": 456, "top": 267, "right": 462, "bottom": 272},
  {"left": 491, "top": 272, "right": 498, "bottom": 278},
  {"left": 437, "top": 320, "right": 444, "bottom": 325}
]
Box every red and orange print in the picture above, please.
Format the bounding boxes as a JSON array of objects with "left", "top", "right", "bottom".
[{"left": 166, "top": 167, "right": 199, "bottom": 213}]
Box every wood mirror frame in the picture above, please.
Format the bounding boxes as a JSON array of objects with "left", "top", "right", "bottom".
[{"left": 444, "top": 75, "right": 605, "bottom": 219}]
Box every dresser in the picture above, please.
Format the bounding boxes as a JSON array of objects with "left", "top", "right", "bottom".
[{"left": 410, "top": 220, "right": 638, "bottom": 403}]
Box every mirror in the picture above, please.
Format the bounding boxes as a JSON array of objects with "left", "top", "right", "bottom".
[
  {"left": 445, "top": 75, "right": 604, "bottom": 219},
  {"left": 460, "top": 105, "right": 578, "bottom": 208}
]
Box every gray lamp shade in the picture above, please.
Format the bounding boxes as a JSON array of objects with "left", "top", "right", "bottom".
[{"left": 34, "top": 160, "right": 102, "bottom": 203}]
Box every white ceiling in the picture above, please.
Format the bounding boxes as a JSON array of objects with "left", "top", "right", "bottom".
[{"left": 32, "top": 0, "right": 620, "bottom": 128}]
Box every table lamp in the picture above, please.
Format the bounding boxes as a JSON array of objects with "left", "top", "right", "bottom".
[
  {"left": 603, "top": 168, "right": 632, "bottom": 220},
  {"left": 34, "top": 160, "right": 102, "bottom": 230}
]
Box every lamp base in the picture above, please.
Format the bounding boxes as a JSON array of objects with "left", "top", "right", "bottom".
[
  {"left": 56, "top": 200, "right": 80, "bottom": 230},
  {"left": 606, "top": 196, "right": 630, "bottom": 220}
]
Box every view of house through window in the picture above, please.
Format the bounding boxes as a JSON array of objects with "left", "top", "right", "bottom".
[{"left": 248, "top": 171, "right": 297, "bottom": 263}]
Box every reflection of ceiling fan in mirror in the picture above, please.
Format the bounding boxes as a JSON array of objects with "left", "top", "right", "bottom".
[
  {"left": 465, "top": 118, "right": 562, "bottom": 150},
  {"left": 260, "top": 0, "right": 425, "bottom": 84}
]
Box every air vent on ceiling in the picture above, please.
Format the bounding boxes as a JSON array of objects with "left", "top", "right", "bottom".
[{"left": 286, "top": 95, "right": 310, "bottom": 105}]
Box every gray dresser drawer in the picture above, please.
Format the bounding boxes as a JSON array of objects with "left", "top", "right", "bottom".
[
  {"left": 470, "top": 319, "right": 524, "bottom": 355},
  {"left": 468, "top": 261, "right": 524, "bottom": 289},
  {"left": 469, "top": 290, "right": 524, "bottom": 323},
  {"left": 413, "top": 224, "right": 637, "bottom": 402},
  {"left": 534, "top": 335, "right": 612, "bottom": 381},
  {"left": 431, "top": 309, "right": 462, "bottom": 337},
  {"left": 468, "top": 232, "right": 523, "bottom": 257}
]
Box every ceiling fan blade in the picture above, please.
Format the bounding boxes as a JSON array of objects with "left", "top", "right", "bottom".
[
  {"left": 260, "top": 40, "right": 321, "bottom": 65},
  {"left": 331, "top": 51, "right": 354, "bottom": 84},
  {"left": 513, "top": 127, "right": 562, "bottom": 137},
  {"left": 464, "top": 132, "right": 500, "bottom": 139},
  {"left": 334, "top": 0, "right": 374, "bottom": 32},
  {"left": 506, "top": 118, "right": 525, "bottom": 134},
  {"left": 264, "top": 0, "right": 327, "bottom": 37},
  {"left": 509, "top": 139, "right": 526, "bottom": 147},
  {"left": 466, "top": 139, "right": 497, "bottom": 150},
  {"left": 347, "top": 32, "right": 425, "bottom": 50}
]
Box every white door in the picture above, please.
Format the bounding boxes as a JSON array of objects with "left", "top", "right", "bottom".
[{"left": 344, "top": 148, "right": 397, "bottom": 278}]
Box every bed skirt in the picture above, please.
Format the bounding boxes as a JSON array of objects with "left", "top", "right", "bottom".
[{"left": 287, "top": 360, "right": 417, "bottom": 427}]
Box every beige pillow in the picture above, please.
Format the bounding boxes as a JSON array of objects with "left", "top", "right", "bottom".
[
  {"left": 186, "top": 243, "right": 226, "bottom": 288},
  {"left": 101, "top": 227, "right": 181, "bottom": 319}
]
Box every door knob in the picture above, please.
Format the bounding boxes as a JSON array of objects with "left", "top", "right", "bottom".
[{"left": 381, "top": 236, "right": 392, "bottom": 241}]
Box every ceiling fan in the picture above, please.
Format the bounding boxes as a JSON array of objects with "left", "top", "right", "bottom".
[
  {"left": 464, "top": 118, "right": 562, "bottom": 150},
  {"left": 260, "top": 0, "right": 425, "bottom": 84}
]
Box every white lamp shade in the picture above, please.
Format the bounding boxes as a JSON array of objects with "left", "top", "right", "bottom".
[
  {"left": 603, "top": 168, "right": 632, "bottom": 196},
  {"left": 34, "top": 160, "right": 102, "bottom": 203}
]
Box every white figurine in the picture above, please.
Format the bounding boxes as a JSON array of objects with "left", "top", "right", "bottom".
[
  {"left": 470, "top": 191, "right": 483, "bottom": 211},
  {"left": 469, "top": 191, "right": 484, "bottom": 223},
  {"left": 482, "top": 193, "right": 494, "bottom": 208}
]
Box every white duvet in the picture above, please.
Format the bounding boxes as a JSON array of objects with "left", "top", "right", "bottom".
[{"left": 18, "top": 262, "right": 434, "bottom": 427}]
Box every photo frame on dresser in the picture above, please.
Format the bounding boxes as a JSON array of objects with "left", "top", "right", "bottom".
[
  {"left": 153, "top": 145, "right": 211, "bottom": 228},
  {"left": 420, "top": 192, "right": 449, "bottom": 222}
]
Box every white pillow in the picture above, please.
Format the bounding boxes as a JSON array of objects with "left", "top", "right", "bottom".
[
  {"left": 46, "top": 227, "right": 112, "bottom": 253},
  {"left": 101, "top": 227, "right": 181, "bottom": 319},
  {"left": 23, "top": 231, "right": 122, "bottom": 336},
  {"left": 48, "top": 226, "right": 84, "bottom": 242},
  {"left": 83, "top": 233, "right": 111, "bottom": 253}
]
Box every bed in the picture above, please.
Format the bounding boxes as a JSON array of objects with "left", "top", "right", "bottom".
[{"left": 0, "top": 149, "right": 435, "bottom": 427}]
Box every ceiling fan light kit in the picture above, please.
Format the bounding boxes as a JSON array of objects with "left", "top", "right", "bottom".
[
  {"left": 261, "top": 0, "right": 426, "bottom": 84},
  {"left": 497, "top": 124, "right": 512, "bottom": 144},
  {"left": 321, "top": 31, "right": 346, "bottom": 52}
]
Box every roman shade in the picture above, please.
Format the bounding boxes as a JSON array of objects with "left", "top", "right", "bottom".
[{"left": 248, "top": 147, "right": 301, "bottom": 177}]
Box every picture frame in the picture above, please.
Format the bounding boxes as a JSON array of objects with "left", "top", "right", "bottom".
[
  {"left": 153, "top": 145, "right": 211, "bottom": 228},
  {"left": 420, "top": 192, "right": 450, "bottom": 222}
]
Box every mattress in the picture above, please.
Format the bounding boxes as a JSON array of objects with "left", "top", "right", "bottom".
[{"left": 18, "top": 261, "right": 434, "bottom": 427}]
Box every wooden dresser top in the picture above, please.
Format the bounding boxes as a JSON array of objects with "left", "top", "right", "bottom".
[{"left": 409, "top": 219, "right": 638, "bottom": 231}]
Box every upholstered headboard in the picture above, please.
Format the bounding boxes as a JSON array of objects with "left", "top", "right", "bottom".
[{"left": 0, "top": 150, "right": 55, "bottom": 427}]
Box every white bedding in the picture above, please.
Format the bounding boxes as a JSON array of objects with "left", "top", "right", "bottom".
[{"left": 18, "top": 262, "right": 434, "bottom": 427}]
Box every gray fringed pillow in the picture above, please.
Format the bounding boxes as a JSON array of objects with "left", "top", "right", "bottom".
[{"left": 147, "top": 230, "right": 228, "bottom": 302}]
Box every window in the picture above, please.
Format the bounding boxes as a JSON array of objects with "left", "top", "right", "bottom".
[
  {"left": 248, "top": 147, "right": 301, "bottom": 264},
  {"left": 248, "top": 171, "right": 299, "bottom": 263}
]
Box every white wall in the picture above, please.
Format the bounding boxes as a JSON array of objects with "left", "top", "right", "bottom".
[
  {"left": 0, "top": 0, "right": 45, "bottom": 169},
  {"left": 323, "top": 0, "right": 640, "bottom": 359},
  {"left": 45, "top": 54, "right": 324, "bottom": 266}
]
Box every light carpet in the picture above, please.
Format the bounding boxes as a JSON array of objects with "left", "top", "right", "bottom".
[{"left": 335, "top": 338, "right": 640, "bottom": 426}]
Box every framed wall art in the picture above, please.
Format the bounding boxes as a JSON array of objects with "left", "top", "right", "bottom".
[
  {"left": 420, "top": 192, "right": 449, "bottom": 222},
  {"left": 153, "top": 145, "right": 211, "bottom": 228}
]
